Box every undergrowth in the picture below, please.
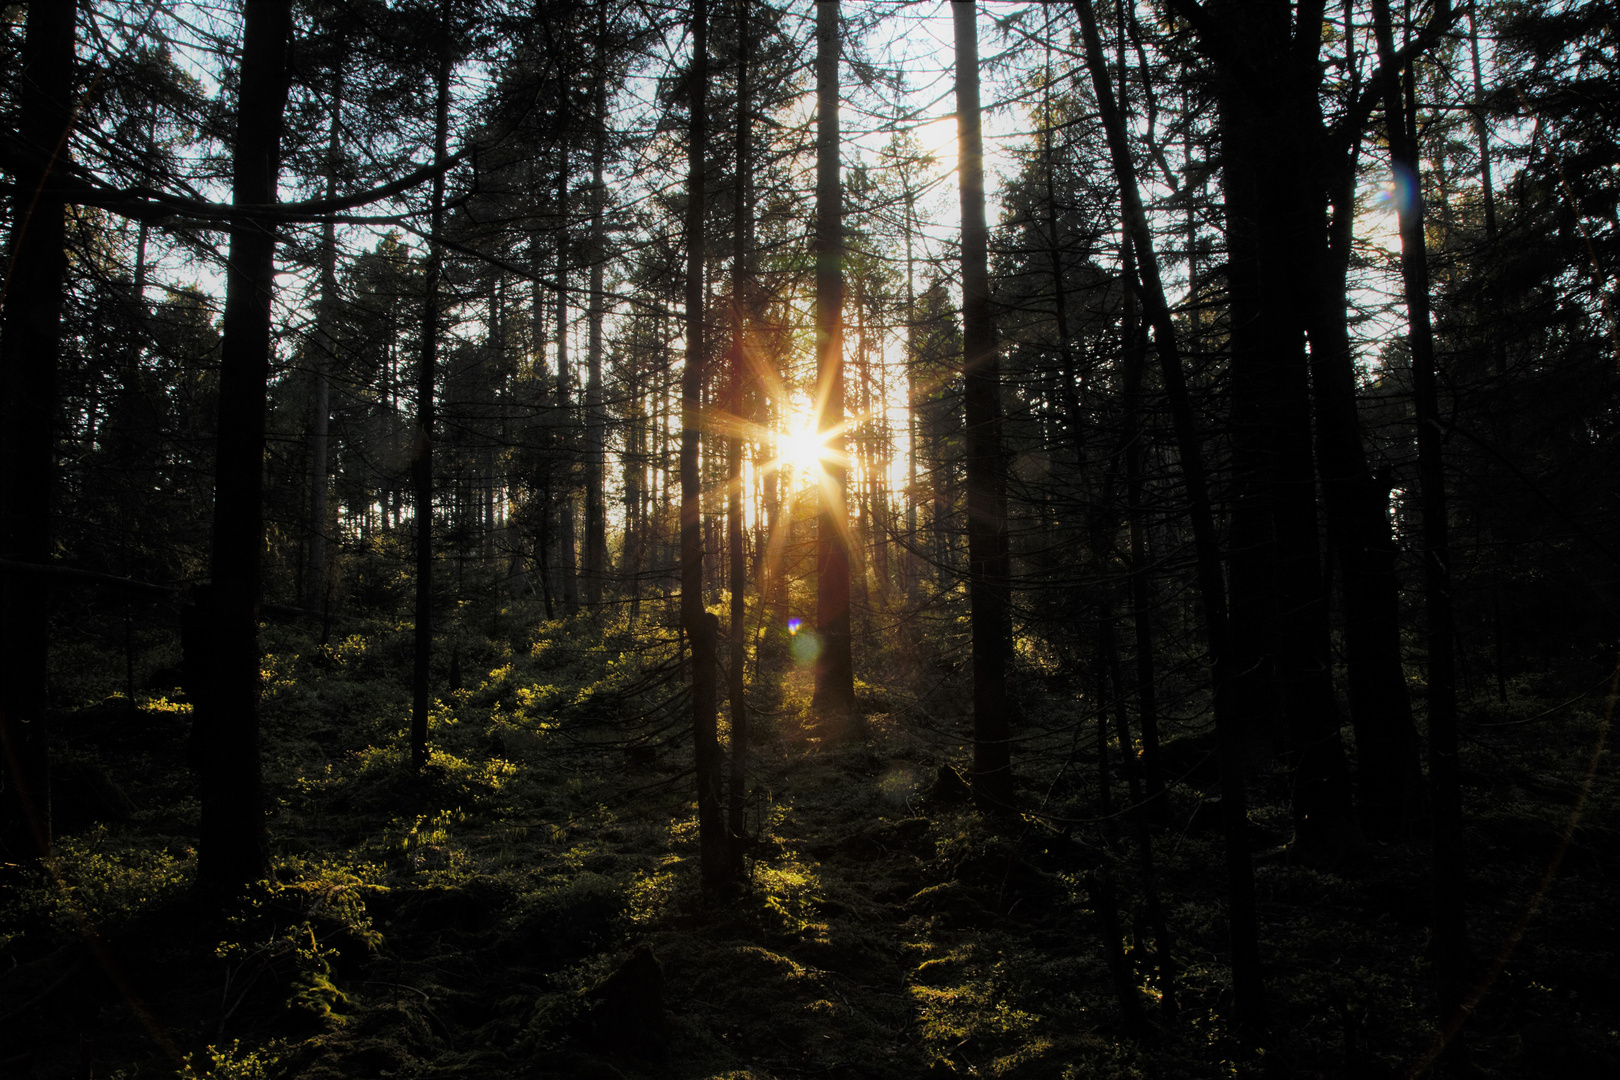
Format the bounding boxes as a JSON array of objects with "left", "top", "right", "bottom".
[{"left": 2, "top": 600, "right": 1615, "bottom": 1079}]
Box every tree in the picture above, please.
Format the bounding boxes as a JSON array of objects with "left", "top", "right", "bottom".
[
  {"left": 0, "top": 0, "right": 77, "bottom": 868},
  {"left": 1073, "top": 0, "right": 1267, "bottom": 1036},
  {"left": 726, "top": 0, "right": 755, "bottom": 871},
  {"left": 194, "top": 0, "right": 295, "bottom": 891},
  {"left": 953, "top": 0, "right": 1012, "bottom": 810},
  {"left": 300, "top": 6, "right": 352, "bottom": 615},
  {"left": 811, "top": 0, "right": 856, "bottom": 736},
  {"left": 1371, "top": 0, "right": 1470, "bottom": 1047},
  {"left": 410, "top": 0, "right": 453, "bottom": 772},
  {"left": 681, "top": 0, "right": 727, "bottom": 889},
  {"left": 583, "top": 0, "right": 611, "bottom": 607}
]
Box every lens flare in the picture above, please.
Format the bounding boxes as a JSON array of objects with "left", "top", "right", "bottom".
[
  {"left": 787, "top": 617, "right": 802, "bottom": 635},
  {"left": 791, "top": 630, "right": 821, "bottom": 665},
  {"left": 1375, "top": 163, "right": 1418, "bottom": 218}
]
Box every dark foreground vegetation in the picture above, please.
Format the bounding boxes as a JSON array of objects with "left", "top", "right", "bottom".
[{"left": 3, "top": 591, "right": 1615, "bottom": 1079}]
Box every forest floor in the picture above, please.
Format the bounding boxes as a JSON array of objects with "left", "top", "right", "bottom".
[{"left": 2, "top": 609, "right": 1618, "bottom": 1079}]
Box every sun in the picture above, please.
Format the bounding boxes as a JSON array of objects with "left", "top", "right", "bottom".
[{"left": 778, "top": 421, "right": 830, "bottom": 474}]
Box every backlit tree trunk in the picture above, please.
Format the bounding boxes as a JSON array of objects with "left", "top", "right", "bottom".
[
  {"left": 584, "top": 4, "right": 609, "bottom": 606},
  {"left": 954, "top": 0, "right": 1012, "bottom": 810},
  {"left": 1372, "top": 0, "right": 1470, "bottom": 1046},
  {"left": 305, "top": 61, "right": 343, "bottom": 615},
  {"left": 811, "top": 0, "right": 856, "bottom": 735},
  {"left": 411, "top": 3, "right": 451, "bottom": 772},
  {"left": 0, "top": 0, "right": 77, "bottom": 867},
  {"left": 681, "top": 0, "right": 727, "bottom": 887},
  {"left": 556, "top": 132, "right": 579, "bottom": 615},
  {"left": 727, "top": 0, "right": 753, "bottom": 871},
  {"left": 1074, "top": 0, "right": 1266, "bottom": 1037},
  {"left": 196, "top": 0, "right": 294, "bottom": 889}
]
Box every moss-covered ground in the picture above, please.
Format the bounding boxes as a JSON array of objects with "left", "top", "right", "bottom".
[{"left": 2, "top": 606, "right": 1616, "bottom": 1079}]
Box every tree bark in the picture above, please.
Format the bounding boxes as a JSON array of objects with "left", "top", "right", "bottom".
[
  {"left": 811, "top": 0, "right": 856, "bottom": 736},
  {"left": 682, "top": 0, "right": 727, "bottom": 888},
  {"left": 196, "top": 0, "right": 293, "bottom": 889},
  {"left": 1073, "top": 0, "right": 1266, "bottom": 1038},
  {"left": 411, "top": 3, "right": 452, "bottom": 772},
  {"left": 0, "top": 0, "right": 77, "bottom": 868},
  {"left": 584, "top": 1, "right": 610, "bottom": 607},
  {"left": 1371, "top": 0, "right": 1470, "bottom": 1046},
  {"left": 727, "top": 0, "right": 753, "bottom": 872},
  {"left": 1308, "top": 133, "right": 1425, "bottom": 840},
  {"left": 556, "top": 132, "right": 579, "bottom": 615},
  {"left": 305, "top": 60, "right": 344, "bottom": 614},
  {"left": 954, "top": 1, "right": 1013, "bottom": 811}
]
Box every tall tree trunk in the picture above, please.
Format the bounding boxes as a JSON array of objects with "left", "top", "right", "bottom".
[
  {"left": 1371, "top": 0, "right": 1470, "bottom": 1048},
  {"left": 1073, "top": 0, "right": 1266, "bottom": 1038},
  {"left": 195, "top": 0, "right": 293, "bottom": 889},
  {"left": 0, "top": 0, "right": 77, "bottom": 868},
  {"left": 954, "top": 1, "right": 1013, "bottom": 811},
  {"left": 1100, "top": 1, "right": 1173, "bottom": 825},
  {"left": 583, "top": 2, "right": 609, "bottom": 606},
  {"left": 811, "top": 0, "right": 856, "bottom": 736},
  {"left": 1241, "top": 94, "right": 1358, "bottom": 864},
  {"left": 556, "top": 134, "right": 579, "bottom": 615},
  {"left": 902, "top": 176, "right": 919, "bottom": 604},
  {"left": 411, "top": 4, "right": 452, "bottom": 772},
  {"left": 682, "top": 0, "right": 727, "bottom": 888},
  {"left": 727, "top": 0, "right": 753, "bottom": 871},
  {"left": 1118, "top": 247, "right": 1168, "bottom": 820},
  {"left": 1308, "top": 131, "right": 1425, "bottom": 840},
  {"left": 305, "top": 62, "right": 344, "bottom": 614},
  {"left": 624, "top": 336, "right": 644, "bottom": 615}
]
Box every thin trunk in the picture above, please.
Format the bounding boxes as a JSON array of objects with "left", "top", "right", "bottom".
[
  {"left": 196, "top": 0, "right": 293, "bottom": 888},
  {"left": 955, "top": 1, "right": 1013, "bottom": 811},
  {"left": 411, "top": 4, "right": 451, "bottom": 772},
  {"left": 1371, "top": 0, "right": 1469, "bottom": 1048},
  {"left": 556, "top": 134, "right": 579, "bottom": 614},
  {"left": 1099, "top": 0, "right": 1168, "bottom": 824},
  {"left": 682, "top": 0, "right": 727, "bottom": 888},
  {"left": 306, "top": 62, "right": 344, "bottom": 613},
  {"left": 0, "top": 0, "right": 77, "bottom": 867},
  {"left": 811, "top": 0, "right": 856, "bottom": 736},
  {"left": 1310, "top": 141, "right": 1425, "bottom": 839},
  {"left": 1118, "top": 251, "right": 1167, "bottom": 820},
  {"left": 1073, "top": 0, "right": 1266, "bottom": 1037},
  {"left": 1105, "top": 618, "right": 1179, "bottom": 1017},
  {"left": 1467, "top": 5, "right": 1497, "bottom": 242},
  {"left": 902, "top": 179, "right": 919, "bottom": 604},
  {"left": 727, "top": 0, "right": 752, "bottom": 872},
  {"left": 584, "top": 2, "right": 609, "bottom": 605}
]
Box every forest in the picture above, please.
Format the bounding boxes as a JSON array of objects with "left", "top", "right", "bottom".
[{"left": 0, "top": 0, "right": 1616, "bottom": 1076}]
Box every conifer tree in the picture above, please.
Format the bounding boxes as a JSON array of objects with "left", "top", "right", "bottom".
[{"left": 811, "top": 0, "right": 856, "bottom": 736}]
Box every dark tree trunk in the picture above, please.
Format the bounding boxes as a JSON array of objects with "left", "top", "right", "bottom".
[
  {"left": 1308, "top": 137, "right": 1425, "bottom": 841},
  {"left": 1073, "top": 0, "right": 1266, "bottom": 1038},
  {"left": 681, "top": 0, "right": 727, "bottom": 889},
  {"left": 411, "top": 5, "right": 451, "bottom": 772},
  {"left": 954, "top": 0, "right": 1013, "bottom": 811},
  {"left": 1371, "top": 0, "right": 1470, "bottom": 1047},
  {"left": 0, "top": 0, "right": 77, "bottom": 868},
  {"left": 811, "top": 0, "right": 856, "bottom": 736},
  {"left": 305, "top": 62, "right": 344, "bottom": 614},
  {"left": 556, "top": 133, "right": 579, "bottom": 615},
  {"left": 1220, "top": 55, "right": 1359, "bottom": 864},
  {"left": 195, "top": 0, "right": 293, "bottom": 890},
  {"left": 902, "top": 181, "right": 919, "bottom": 605},
  {"left": 727, "top": 0, "right": 753, "bottom": 873},
  {"left": 584, "top": 3, "right": 609, "bottom": 606},
  {"left": 1121, "top": 289, "right": 1167, "bottom": 819}
]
